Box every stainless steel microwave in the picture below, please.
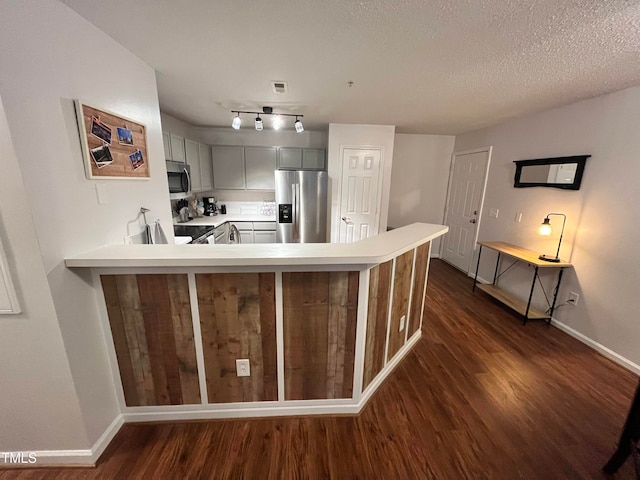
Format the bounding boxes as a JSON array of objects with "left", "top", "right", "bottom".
[{"left": 166, "top": 161, "right": 190, "bottom": 196}]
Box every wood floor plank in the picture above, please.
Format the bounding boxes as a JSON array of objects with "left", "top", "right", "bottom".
[{"left": 7, "top": 260, "right": 638, "bottom": 480}]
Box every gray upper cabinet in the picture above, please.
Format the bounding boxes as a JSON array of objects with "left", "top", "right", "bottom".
[
  {"left": 245, "top": 147, "right": 277, "bottom": 190},
  {"left": 162, "top": 132, "right": 172, "bottom": 161},
  {"left": 212, "top": 146, "right": 245, "bottom": 190},
  {"left": 185, "top": 139, "right": 201, "bottom": 191},
  {"left": 199, "top": 143, "right": 213, "bottom": 191},
  {"left": 278, "top": 147, "right": 326, "bottom": 170},
  {"left": 170, "top": 133, "right": 186, "bottom": 163},
  {"left": 302, "top": 149, "right": 326, "bottom": 170},
  {"left": 278, "top": 148, "right": 303, "bottom": 169}
]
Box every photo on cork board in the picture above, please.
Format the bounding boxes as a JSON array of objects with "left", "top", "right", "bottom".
[
  {"left": 90, "top": 145, "right": 114, "bottom": 168},
  {"left": 90, "top": 116, "right": 112, "bottom": 145},
  {"left": 117, "top": 127, "right": 134, "bottom": 146},
  {"left": 129, "top": 150, "right": 144, "bottom": 170}
]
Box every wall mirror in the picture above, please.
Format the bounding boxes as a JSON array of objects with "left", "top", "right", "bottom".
[{"left": 513, "top": 155, "right": 589, "bottom": 190}]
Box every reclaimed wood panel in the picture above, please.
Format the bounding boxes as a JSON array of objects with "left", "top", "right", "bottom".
[
  {"left": 101, "top": 274, "right": 200, "bottom": 406},
  {"left": 387, "top": 250, "right": 415, "bottom": 361},
  {"left": 363, "top": 260, "right": 392, "bottom": 390},
  {"left": 407, "top": 242, "right": 430, "bottom": 338},
  {"left": 196, "top": 273, "right": 277, "bottom": 403},
  {"left": 283, "top": 271, "right": 359, "bottom": 400}
]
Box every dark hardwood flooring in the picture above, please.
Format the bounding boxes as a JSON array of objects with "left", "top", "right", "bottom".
[{"left": 2, "top": 259, "right": 637, "bottom": 479}]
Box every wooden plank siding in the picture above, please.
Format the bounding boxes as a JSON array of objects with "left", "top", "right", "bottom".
[
  {"left": 362, "top": 260, "right": 392, "bottom": 390},
  {"left": 386, "top": 250, "right": 415, "bottom": 361},
  {"left": 196, "top": 273, "right": 278, "bottom": 403},
  {"left": 282, "top": 271, "right": 359, "bottom": 400},
  {"left": 101, "top": 274, "right": 200, "bottom": 406},
  {"left": 407, "top": 241, "right": 430, "bottom": 338}
]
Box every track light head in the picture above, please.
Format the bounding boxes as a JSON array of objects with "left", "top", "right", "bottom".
[
  {"left": 232, "top": 113, "right": 241, "bottom": 130},
  {"left": 255, "top": 115, "right": 263, "bottom": 131},
  {"left": 294, "top": 117, "right": 304, "bottom": 133},
  {"left": 272, "top": 115, "right": 283, "bottom": 131}
]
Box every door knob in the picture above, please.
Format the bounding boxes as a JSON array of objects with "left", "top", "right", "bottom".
[
  {"left": 470, "top": 219, "right": 476, "bottom": 224},
  {"left": 342, "top": 216, "right": 353, "bottom": 224}
]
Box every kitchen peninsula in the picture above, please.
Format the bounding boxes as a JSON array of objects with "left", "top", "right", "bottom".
[{"left": 66, "top": 223, "right": 446, "bottom": 422}]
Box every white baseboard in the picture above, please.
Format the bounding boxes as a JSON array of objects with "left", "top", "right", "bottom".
[
  {"left": 9, "top": 414, "right": 125, "bottom": 467},
  {"left": 359, "top": 331, "right": 422, "bottom": 408},
  {"left": 550, "top": 319, "right": 640, "bottom": 376}
]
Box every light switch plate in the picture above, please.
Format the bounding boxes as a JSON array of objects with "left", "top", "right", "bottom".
[{"left": 489, "top": 208, "right": 499, "bottom": 218}]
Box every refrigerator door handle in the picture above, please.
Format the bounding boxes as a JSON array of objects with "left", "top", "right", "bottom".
[{"left": 294, "top": 183, "right": 301, "bottom": 241}]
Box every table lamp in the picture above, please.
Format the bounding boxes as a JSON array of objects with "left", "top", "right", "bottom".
[{"left": 538, "top": 213, "right": 566, "bottom": 262}]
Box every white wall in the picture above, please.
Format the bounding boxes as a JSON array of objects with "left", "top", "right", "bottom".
[
  {"left": 0, "top": 95, "right": 88, "bottom": 452},
  {"left": 454, "top": 85, "right": 640, "bottom": 371},
  {"left": 0, "top": 0, "right": 173, "bottom": 452},
  {"left": 327, "top": 124, "right": 396, "bottom": 242},
  {"left": 389, "top": 134, "right": 455, "bottom": 253}
]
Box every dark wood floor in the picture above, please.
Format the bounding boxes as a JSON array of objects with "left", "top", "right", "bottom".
[{"left": 3, "top": 260, "right": 638, "bottom": 479}]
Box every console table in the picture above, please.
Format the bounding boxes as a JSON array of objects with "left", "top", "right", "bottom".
[{"left": 473, "top": 241, "right": 572, "bottom": 325}]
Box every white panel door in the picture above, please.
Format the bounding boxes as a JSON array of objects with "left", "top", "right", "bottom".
[
  {"left": 338, "top": 148, "right": 382, "bottom": 243},
  {"left": 442, "top": 148, "right": 491, "bottom": 273}
]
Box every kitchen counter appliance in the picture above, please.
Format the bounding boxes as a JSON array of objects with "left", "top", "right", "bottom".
[
  {"left": 275, "top": 170, "right": 327, "bottom": 243},
  {"left": 167, "top": 161, "right": 191, "bottom": 198},
  {"left": 203, "top": 197, "right": 218, "bottom": 216},
  {"left": 173, "top": 224, "right": 215, "bottom": 244}
]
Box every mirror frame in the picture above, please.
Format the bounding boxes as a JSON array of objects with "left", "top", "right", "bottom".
[{"left": 513, "top": 155, "right": 589, "bottom": 190}]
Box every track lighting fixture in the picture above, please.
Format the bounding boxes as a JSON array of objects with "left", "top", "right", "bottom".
[{"left": 230, "top": 107, "right": 305, "bottom": 133}]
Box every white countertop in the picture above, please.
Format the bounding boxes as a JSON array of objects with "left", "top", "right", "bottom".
[
  {"left": 174, "top": 213, "right": 276, "bottom": 228},
  {"left": 65, "top": 223, "right": 447, "bottom": 268}
]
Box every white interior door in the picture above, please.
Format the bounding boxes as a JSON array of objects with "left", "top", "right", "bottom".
[
  {"left": 442, "top": 148, "right": 491, "bottom": 273},
  {"left": 338, "top": 148, "right": 382, "bottom": 243}
]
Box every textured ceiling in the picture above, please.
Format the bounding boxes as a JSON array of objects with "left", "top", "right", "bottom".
[{"left": 62, "top": 0, "right": 640, "bottom": 134}]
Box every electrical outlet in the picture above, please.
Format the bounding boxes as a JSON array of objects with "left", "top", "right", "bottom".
[
  {"left": 568, "top": 292, "right": 580, "bottom": 306},
  {"left": 236, "top": 359, "right": 250, "bottom": 377},
  {"left": 399, "top": 315, "right": 406, "bottom": 332}
]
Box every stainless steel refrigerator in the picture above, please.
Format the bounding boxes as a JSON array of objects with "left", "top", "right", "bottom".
[{"left": 275, "top": 170, "right": 328, "bottom": 243}]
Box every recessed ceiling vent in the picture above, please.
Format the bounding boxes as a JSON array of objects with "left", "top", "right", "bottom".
[{"left": 271, "top": 81, "right": 288, "bottom": 94}]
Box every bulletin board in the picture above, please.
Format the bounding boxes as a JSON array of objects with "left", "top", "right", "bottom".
[{"left": 75, "top": 100, "right": 150, "bottom": 179}]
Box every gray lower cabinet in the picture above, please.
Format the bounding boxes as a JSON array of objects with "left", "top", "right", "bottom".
[
  {"left": 254, "top": 231, "right": 276, "bottom": 243},
  {"left": 245, "top": 147, "right": 276, "bottom": 190},
  {"left": 233, "top": 222, "right": 254, "bottom": 244},
  {"left": 212, "top": 146, "right": 245, "bottom": 190}
]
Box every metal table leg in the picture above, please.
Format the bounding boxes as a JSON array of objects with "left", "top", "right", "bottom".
[
  {"left": 547, "top": 267, "right": 565, "bottom": 325},
  {"left": 473, "top": 245, "right": 483, "bottom": 292},
  {"left": 524, "top": 266, "right": 538, "bottom": 325}
]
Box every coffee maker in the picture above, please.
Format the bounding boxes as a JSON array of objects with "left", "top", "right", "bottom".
[{"left": 203, "top": 197, "right": 218, "bottom": 216}]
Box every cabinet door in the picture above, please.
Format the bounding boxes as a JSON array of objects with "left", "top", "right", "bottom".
[
  {"left": 278, "top": 147, "right": 302, "bottom": 169},
  {"left": 162, "top": 132, "right": 172, "bottom": 161},
  {"left": 212, "top": 146, "right": 245, "bottom": 189},
  {"left": 245, "top": 147, "right": 276, "bottom": 190},
  {"left": 303, "top": 149, "right": 326, "bottom": 170},
  {"left": 199, "top": 143, "right": 213, "bottom": 191},
  {"left": 254, "top": 231, "right": 276, "bottom": 243},
  {"left": 185, "top": 139, "right": 201, "bottom": 192},
  {"left": 170, "top": 134, "right": 186, "bottom": 163}
]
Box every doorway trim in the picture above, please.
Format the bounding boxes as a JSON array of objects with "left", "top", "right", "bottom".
[{"left": 440, "top": 146, "right": 492, "bottom": 273}]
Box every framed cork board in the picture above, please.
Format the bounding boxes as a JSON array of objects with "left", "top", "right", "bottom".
[{"left": 75, "top": 100, "right": 150, "bottom": 179}]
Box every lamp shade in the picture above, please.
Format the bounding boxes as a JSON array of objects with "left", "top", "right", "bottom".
[
  {"left": 538, "top": 218, "right": 553, "bottom": 236},
  {"left": 232, "top": 115, "right": 241, "bottom": 130}
]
